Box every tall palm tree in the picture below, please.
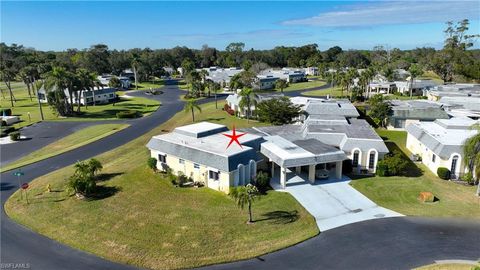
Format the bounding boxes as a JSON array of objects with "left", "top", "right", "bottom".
[
  {"left": 408, "top": 64, "right": 423, "bottom": 98},
  {"left": 229, "top": 184, "right": 260, "bottom": 223},
  {"left": 131, "top": 55, "right": 141, "bottom": 90},
  {"left": 45, "top": 66, "right": 71, "bottom": 115},
  {"left": 463, "top": 123, "right": 480, "bottom": 196},
  {"left": 33, "top": 80, "right": 45, "bottom": 121},
  {"left": 183, "top": 99, "right": 202, "bottom": 122},
  {"left": 208, "top": 80, "right": 221, "bottom": 109},
  {"left": 239, "top": 87, "right": 254, "bottom": 122},
  {"left": 76, "top": 69, "right": 97, "bottom": 111},
  {"left": 0, "top": 67, "right": 17, "bottom": 107}
]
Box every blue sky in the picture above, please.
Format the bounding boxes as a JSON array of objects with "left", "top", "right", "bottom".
[{"left": 1, "top": 1, "right": 479, "bottom": 51}]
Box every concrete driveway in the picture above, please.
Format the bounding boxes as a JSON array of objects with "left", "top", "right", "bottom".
[{"left": 272, "top": 173, "right": 402, "bottom": 231}]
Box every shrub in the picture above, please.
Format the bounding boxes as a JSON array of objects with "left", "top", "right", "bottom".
[
  {"left": 437, "top": 167, "right": 450, "bottom": 180},
  {"left": 0, "top": 108, "right": 12, "bottom": 116},
  {"left": 9, "top": 131, "right": 20, "bottom": 141},
  {"left": 461, "top": 172, "right": 475, "bottom": 185},
  {"left": 147, "top": 157, "right": 157, "bottom": 171},
  {"left": 255, "top": 171, "right": 270, "bottom": 191},
  {"left": 376, "top": 162, "right": 389, "bottom": 176},
  {"left": 116, "top": 110, "right": 138, "bottom": 119}
]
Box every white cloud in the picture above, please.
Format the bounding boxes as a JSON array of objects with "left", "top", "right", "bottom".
[{"left": 282, "top": 1, "right": 479, "bottom": 27}]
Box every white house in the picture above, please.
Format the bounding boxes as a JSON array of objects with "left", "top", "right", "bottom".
[
  {"left": 38, "top": 87, "right": 117, "bottom": 105},
  {"left": 406, "top": 117, "right": 479, "bottom": 179},
  {"left": 394, "top": 79, "right": 436, "bottom": 96}
]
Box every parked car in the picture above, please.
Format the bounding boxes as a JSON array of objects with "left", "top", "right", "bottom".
[{"left": 315, "top": 169, "right": 329, "bottom": 179}]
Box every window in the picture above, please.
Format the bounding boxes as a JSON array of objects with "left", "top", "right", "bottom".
[
  {"left": 194, "top": 163, "right": 200, "bottom": 169},
  {"left": 432, "top": 154, "right": 436, "bottom": 163},
  {"left": 368, "top": 152, "right": 375, "bottom": 169},
  {"left": 158, "top": 154, "right": 166, "bottom": 163},
  {"left": 179, "top": 158, "right": 185, "bottom": 164},
  {"left": 209, "top": 170, "right": 219, "bottom": 181},
  {"left": 352, "top": 151, "right": 360, "bottom": 167}
]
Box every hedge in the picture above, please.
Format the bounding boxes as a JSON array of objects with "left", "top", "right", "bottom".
[
  {"left": 116, "top": 110, "right": 139, "bottom": 119},
  {"left": 437, "top": 167, "right": 450, "bottom": 180}
]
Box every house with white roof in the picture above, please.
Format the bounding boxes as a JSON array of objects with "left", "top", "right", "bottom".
[
  {"left": 387, "top": 100, "right": 450, "bottom": 130},
  {"left": 425, "top": 83, "right": 480, "bottom": 101},
  {"left": 38, "top": 86, "right": 117, "bottom": 105},
  {"left": 394, "top": 79, "right": 436, "bottom": 96},
  {"left": 406, "top": 117, "right": 479, "bottom": 179}
]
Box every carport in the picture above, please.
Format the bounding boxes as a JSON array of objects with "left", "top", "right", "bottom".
[{"left": 260, "top": 136, "right": 347, "bottom": 189}]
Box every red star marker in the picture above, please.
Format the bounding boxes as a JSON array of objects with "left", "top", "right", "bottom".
[{"left": 223, "top": 125, "right": 246, "bottom": 149}]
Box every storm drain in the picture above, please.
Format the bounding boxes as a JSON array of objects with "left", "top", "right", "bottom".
[
  {"left": 350, "top": 208, "right": 363, "bottom": 213},
  {"left": 374, "top": 214, "right": 386, "bottom": 218}
]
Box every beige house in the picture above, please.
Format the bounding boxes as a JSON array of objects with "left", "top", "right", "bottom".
[{"left": 406, "top": 117, "right": 479, "bottom": 179}]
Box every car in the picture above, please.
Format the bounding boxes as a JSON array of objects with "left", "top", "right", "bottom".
[{"left": 315, "top": 169, "right": 329, "bottom": 179}]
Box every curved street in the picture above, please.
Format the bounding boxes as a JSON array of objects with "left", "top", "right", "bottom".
[{"left": 1, "top": 81, "right": 479, "bottom": 270}]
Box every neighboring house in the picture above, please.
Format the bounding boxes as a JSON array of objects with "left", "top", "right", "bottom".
[
  {"left": 387, "top": 100, "right": 450, "bottom": 130},
  {"left": 439, "top": 96, "right": 480, "bottom": 120},
  {"left": 261, "top": 68, "right": 307, "bottom": 83},
  {"left": 425, "top": 83, "right": 480, "bottom": 101},
  {"left": 38, "top": 87, "right": 117, "bottom": 105},
  {"left": 406, "top": 117, "right": 479, "bottom": 179},
  {"left": 394, "top": 69, "right": 410, "bottom": 80},
  {"left": 226, "top": 93, "right": 284, "bottom": 117},
  {"left": 394, "top": 79, "right": 436, "bottom": 96},
  {"left": 253, "top": 75, "right": 279, "bottom": 90},
  {"left": 201, "top": 67, "right": 244, "bottom": 89},
  {"left": 304, "top": 67, "right": 319, "bottom": 76},
  {"left": 98, "top": 74, "right": 131, "bottom": 89},
  {"left": 163, "top": 67, "right": 174, "bottom": 75},
  {"left": 368, "top": 82, "right": 397, "bottom": 96},
  {"left": 121, "top": 69, "right": 135, "bottom": 81},
  {"left": 289, "top": 96, "right": 325, "bottom": 109}
]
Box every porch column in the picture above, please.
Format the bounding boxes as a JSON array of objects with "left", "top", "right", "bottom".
[
  {"left": 308, "top": 164, "right": 316, "bottom": 184},
  {"left": 271, "top": 161, "right": 275, "bottom": 178},
  {"left": 295, "top": 166, "right": 301, "bottom": 174},
  {"left": 335, "top": 161, "right": 343, "bottom": 180},
  {"left": 280, "top": 166, "right": 287, "bottom": 189}
]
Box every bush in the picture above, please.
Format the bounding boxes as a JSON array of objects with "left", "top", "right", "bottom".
[
  {"left": 461, "top": 172, "right": 475, "bottom": 185},
  {"left": 9, "top": 131, "right": 20, "bottom": 141},
  {"left": 147, "top": 157, "right": 157, "bottom": 171},
  {"left": 255, "top": 171, "right": 270, "bottom": 191},
  {"left": 116, "top": 110, "right": 139, "bottom": 119},
  {"left": 437, "top": 167, "right": 450, "bottom": 180},
  {"left": 376, "top": 150, "right": 409, "bottom": 176},
  {"left": 0, "top": 108, "right": 12, "bottom": 116},
  {"left": 376, "top": 162, "right": 389, "bottom": 176}
]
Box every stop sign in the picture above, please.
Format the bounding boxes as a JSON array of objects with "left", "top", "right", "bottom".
[{"left": 21, "top": 183, "right": 29, "bottom": 190}]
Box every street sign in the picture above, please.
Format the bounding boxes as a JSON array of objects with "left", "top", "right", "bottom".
[
  {"left": 13, "top": 171, "right": 25, "bottom": 177},
  {"left": 21, "top": 183, "right": 29, "bottom": 190}
]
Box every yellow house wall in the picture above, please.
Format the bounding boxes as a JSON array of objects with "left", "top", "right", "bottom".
[
  {"left": 406, "top": 133, "right": 465, "bottom": 177},
  {"left": 150, "top": 150, "right": 232, "bottom": 193}
]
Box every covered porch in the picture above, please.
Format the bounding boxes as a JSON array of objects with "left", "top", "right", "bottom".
[{"left": 260, "top": 136, "right": 347, "bottom": 189}]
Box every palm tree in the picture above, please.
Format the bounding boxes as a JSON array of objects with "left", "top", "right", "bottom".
[
  {"left": 45, "top": 66, "right": 71, "bottom": 115},
  {"left": 238, "top": 88, "right": 254, "bottom": 122},
  {"left": 33, "top": 80, "right": 45, "bottom": 121},
  {"left": 408, "top": 64, "right": 423, "bottom": 98},
  {"left": 131, "top": 55, "right": 140, "bottom": 90},
  {"left": 229, "top": 184, "right": 260, "bottom": 223},
  {"left": 184, "top": 99, "right": 202, "bottom": 122},
  {"left": 0, "top": 67, "right": 17, "bottom": 107},
  {"left": 275, "top": 79, "right": 288, "bottom": 93},
  {"left": 88, "top": 158, "right": 103, "bottom": 177},
  {"left": 208, "top": 80, "right": 221, "bottom": 109},
  {"left": 76, "top": 69, "right": 97, "bottom": 111},
  {"left": 463, "top": 123, "right": 480, "bottom": 196}
]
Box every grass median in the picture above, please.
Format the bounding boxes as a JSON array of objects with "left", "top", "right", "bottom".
[{"left": 1, "top": 123, "right": 129, "bottom": 172}]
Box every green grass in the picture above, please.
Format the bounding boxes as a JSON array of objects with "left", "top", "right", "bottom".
[
  {"left": 281, "top": 79, "right": 326, "bottom": 92},
  {"left": 301, "top": 86, "right": 345, "bottom": 97},
  {"left": 350, "top": 129, "right": 480, "bottom": 218},
  {"left": 1, "top": 124, "right": 129, "bottom": 172},
  {"left": 0, "top": 87, "right": 160, "bottom": 129},
  {"left": 135, "top": 80, "right": 166, "bottom": 90},
  {"left": 5, "top": 101, "right": 318, "bottom": 270},
  {"left": 415, "top": 263, "right": 479, "bottom": 270}
]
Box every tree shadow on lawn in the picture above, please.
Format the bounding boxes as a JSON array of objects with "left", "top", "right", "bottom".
[
  {"left": 256, "top": 210, "right": 299, "bottom": 224},
  {"left": 204, "top": 117, "right": 226, "bottom": 122},
  {"left": 85, "top": 185, "right": 122, "bottom": 201},
  {"left": 96, "top": 172, "right": 124, "bottom": 182}
]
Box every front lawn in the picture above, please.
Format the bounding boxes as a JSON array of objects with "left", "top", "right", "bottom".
[
  {"left": 135, "top": 80, "right": 166, "bottom": 90},
  {"left": 281, "top": 79, "right": 326, "bottom": 92},
  {"left": 5, "top": 101, "right": 318, "bottom": 270},
  {"left": 1, "top": 123, "right": 129, "bottom": 172},
  {"left": 301, "top": 86, "right": 344, "bottom": 97},
  {"left": 350, "top": 129, "right": 480, "bottom": 218},
  {"left": 0, "top": 87, "right": 160, "bottom": 128}
]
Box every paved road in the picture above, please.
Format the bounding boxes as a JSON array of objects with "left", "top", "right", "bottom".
[
  {"left": 200, "top": 217, "right": 480, "bottom": 270},
  {"left": 1, "top": 81, "right": 479, "bottom": 270},
  {"left": 1, "top": 120, "right": 125, "bottom": 165}
]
